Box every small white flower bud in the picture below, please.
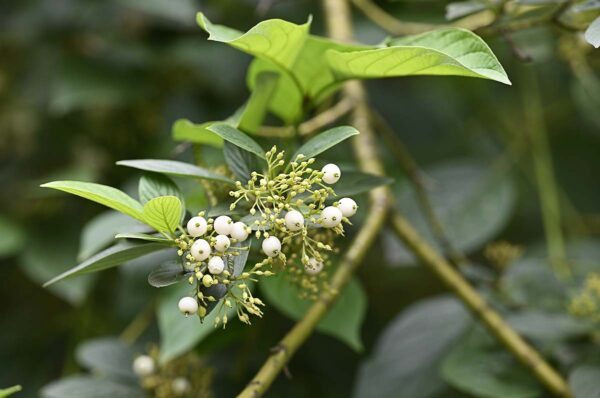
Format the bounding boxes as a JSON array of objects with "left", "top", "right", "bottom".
[
  {"left": 214, "top": 234, "right": 231, "bottom": 252},
  {"left": 132, "top": 355, "right": 155, "bottom": 376},
  {"left": 191, "top": 239, "right": 211, "bottom": 261},
  {"left": 262, "top": 236, "right": 281, "bottom": 257},
  {"left": 284, "top": 210, "right": 304, "bottom": 232},
  {"left": 230, "top": 221, "right": 249, "bottom": 241},
  {"left": 178, "top": 297, "right": 198, "bottom": 316},
  {"left": 305, "top": 257, "right": 324, "bottom": 275},
  {"left": 214, "top": 215, "right": 233, "bottom": 235},
  {"left": 321, "top": 206, "right": 343, "bottom": 228},
  {"left": 208, "top": 256, "right": 225, "bottom": 275},
  {"left": 321, "top": 163, "right": 341, "bottom": 184},
  {"left": 337, "top": 197, "right": 358, "bottom": 217},
  {"left": 186, "top": 216, "right": 207, "bottom": 237}
]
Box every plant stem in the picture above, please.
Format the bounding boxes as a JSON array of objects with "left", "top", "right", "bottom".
[
  {"left": 119, "top": 302, "right": 155, "bottom": 345},
  {"left": 237, "top": 2, "right": 390, "bottom": 397},
  {"left": 525, "top": 69, "right": 571, "bottom": 279},
  {"left": 0, "top": 386, "right": 22, "bottom": 398},
  {"left": 389, "top": 212, "right": 572, "bottom": 397}
]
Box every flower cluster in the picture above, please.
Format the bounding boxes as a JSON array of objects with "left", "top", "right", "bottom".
[
  {"left": 174, "top": 146, "right": 358, "bottom": 326},
  {"left": 569, "top": 273, "right": 600, "bottom": 323},
  {"left": 133, "top": 348, "right": 213, "bottom": 398}
]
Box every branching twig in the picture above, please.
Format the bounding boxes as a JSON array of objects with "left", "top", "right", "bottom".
[{"left": 389, "top": 212, "right": 572, "bottom": 397}]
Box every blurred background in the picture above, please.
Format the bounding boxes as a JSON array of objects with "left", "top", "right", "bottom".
[{"left": 1, "top": 0, "right": 599, "bottom": 397}]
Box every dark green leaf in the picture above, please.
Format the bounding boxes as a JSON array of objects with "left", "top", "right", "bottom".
[
  {"left": 354, "top": 296, "right": 471, "bottom": 398},
  {"left": 157, "top": 283, "right": 236, "bottom": 363},
  {"left": 292, "top": 126, "right": 359, "bottom": 160},
  {"left": 115, "top": 232, "right": 174, "bottom": 245},
  {"left": 148, "top": 261, "right": 189, "bottom": 288},
  {"left": 0, "top": 215, "right": 25, "bottom": 258},
  {"left": 223, "top": 141, "right": 260, "bottom": 182},
  {"left": 207, "top": 124, "right": 266, "bottom": 159},
  {"left": 261, "top": 275, "right": 366, "bottom": 351},
  {"left": 138, "top": 173, "right": 184, "bottom": 205},
  {"left": 507, "top": 311, "right": 592, "bottom": 342},
  {"left": 232, "top": 240, "right": 252, "bottom": 277},
  {"left": 40, "top": 376, "right": 143, "bottom": 398},
  {"left": 117, "top": 159, "right": 234, "bottom": 184},
  {"left": 44, "top": 243, "right": 169, "bottom": 286},
  {"left": 441, "top": 327, "right": 542, "bottom": 398},
  {"left": 41, "top": 181, "right": 145, "bottom": 222}
]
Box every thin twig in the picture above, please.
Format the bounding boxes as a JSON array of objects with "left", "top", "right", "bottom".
[
  {"left": 119, "top": 302, "right": 155, "bottom": 345},
  {"left": 389, "top": 212, "right": 572, "bottom": 397}
]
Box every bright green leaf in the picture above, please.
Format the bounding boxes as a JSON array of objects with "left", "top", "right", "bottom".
[
  {"left": 44, "top": 243, "right": 169, "bottom": 286},
  {"left": 171, "top": 119, "right": 223, "bottom": 147},
  {"left": 354, "top": 296, "right": 471, "bottom": 398},
  {"left": 260, "top": 274, "right": 366, "bottom": 351},
  {"left": 41, "top": 181, "right": 145, "bottom": 222},
  {"left": 0, "top": 386, "right": 22, "bottom": 398},
  {"left": 116, "top": 159, "right": 234, "bottom": 184},
  {"left": 327, "top": 28, "right": 511, "bottom": 85},
  {"left": 115, "top": 232, "right": 175, "bottom": 245},
  {"left": 239, "top": 71, "right": 280, "bottom": 133},
  {"left": 142, "top": 196, "right": 182, "bottom": 234},
  {"left": 207, "top": 124, "right": 266, "bottom": 159},
  {"left": 292, "top": 126, "right": 359, "bottom": 160},
  {"left": 197, "top": 12, "right": 311, "bottom": 69}
]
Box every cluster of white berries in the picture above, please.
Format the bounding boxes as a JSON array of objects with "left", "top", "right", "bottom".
[{"left": 172, "top": 146, "right": 358, "bottom": 326}]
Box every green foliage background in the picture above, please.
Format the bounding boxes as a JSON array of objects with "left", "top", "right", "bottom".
[{"left": 1, "top": 0, "right": 599, "bottom": 397}]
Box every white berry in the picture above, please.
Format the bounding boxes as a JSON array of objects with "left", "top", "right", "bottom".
[
  {"left": 214, "top": 215, "right": 233, "bottom": 235},
  {"left": 191, "top": 239, "right": 211, "bottom": 261},
  {"left": 214, "top": 234, "right": 231, "bottom": 252},
  {"left": 284, "top": 210, "right": 304, "bottom": 231},
  {"left": 321, "top": 206, "right": 343, "bottom": 228},
  {"left": 132, "top": 355, "right": 155, "bottom": 377},
  {"left": 321, "top": 163, "right": 341, "bottom": 184},
  {"left": 305, "top": 257, "right": 324, "bottom": 275},
  {"left": 208, "top": 256, "right": 225, "bottom": 274},
  {"left": 230, "top": 221, "right": 249, "bottom": 241},
  {"left": 172, "top": 378, "right": 191, "bottom": 396},
  {"left": 178, "top": 296, "right": 199, "bottom": 316},
  {"left": 186, "top": 216, "right": 207, "bottom": 237},
  {"left": 262, "top": 236, "right": 281, "bottom": 257},
  {"left": 337, "top": 197, "right": 358, "bottom": 217}
]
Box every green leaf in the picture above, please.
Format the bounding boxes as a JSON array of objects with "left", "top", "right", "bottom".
[
  {"left": 78, "top": 211, "right": 146, "bottom": 261},
  {"left": 171, "top": 119, "right": 223, "bottom": 147},
  {"left": 40, "top": 376, "right": 143, "bottom": 398},
  {"left": 292, "top": 126, "right": 359, "bottom": 160},
  {"left": 332, "top": 171, "right": 394, "bottom": 197},
  {"left": 142, "top": 196, "right": 182, "bottom": 234},
  {"left": 441, "top": 327, "right": 542, "bottom": 398},
  {"left": 197, "top": 12, "right": 311, "bottom": 69},
  {"left": 247, "top": 36, "right": 365, "bottom": 123},
  {"left": 389, "top": 159, "right": 516, "bottom": 265},
  {"left": 507, "top": 311, "right": 592, "bottom": 342},
  {"left": 223, "top": 141, "right": 260, "bottom": 182},
  {"left": 75, "top": 337, "right": 136, "bottom": 379},
  {"left": 147, "top": 261, "right": 189, "bottom": 288},
  {"left": 116, "top": 159, "right": 234, "bottom": 184},
  {"left": 117, "top": 0, "right": 197, "bottom": 25},
  {"left": 238, "top": 71, "right": 280, "bottom": 133},
  {"left": 327, "top": 29, "right": 511, "bottom": 85},
  {"left": 157, "top": 282, "right": 235, "bottom": 363},
  {"left": 260, "top": 274, "right": 366, "bottom": 351},
  {"left": 138, "top": 173, "right": 184, "bottom": 205},
  {"left": 354, "top": 296, "right": 471, "bottom": 398},
  {"left": 44, "top": 243, "right": 169, "bottom": 286},
  {"left": 584, "top": 16, "right": 600, "bottom": 48},
  {"left": 0, "top": 215, "right": 25, "bottom": 258},
  {"left": 41, "top": 181, "right": 145, "bottom": 222},
  {"left": 115, "top": 232, "right": 175, "bottom": 245},
  {"left": 207, "top": 124, "right": 266, "bottom": 159},
  {"left": 569, "top": 365, "right": 600, "bottom": 398}
]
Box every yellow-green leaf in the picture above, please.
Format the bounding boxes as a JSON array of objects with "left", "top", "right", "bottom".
[{"left": 142, "top": 196, "right": 182, "bottom": 234}]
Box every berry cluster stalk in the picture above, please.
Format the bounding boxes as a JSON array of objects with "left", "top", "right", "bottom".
[{"left": 237, "top": 0, "right": 572, "bottom": 397}]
